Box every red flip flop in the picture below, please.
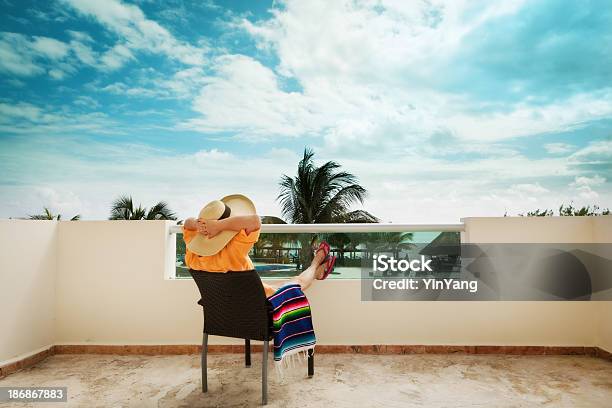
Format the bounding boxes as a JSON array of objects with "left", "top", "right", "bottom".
[
  {"left": 317, "top": 255, "right": 337, "bottom": 280},
  {"left": 313, "top": 241, "right": 331, "bottom": 260}
]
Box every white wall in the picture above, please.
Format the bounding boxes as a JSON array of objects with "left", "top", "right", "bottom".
[
  {"left": 598, "top": 303, "right": 612, "bottom": 353},
  {"left": 304, "top": 282, "right": 598, "bottom": 346},
  {"left": 461, "top": 216, "right": 595, "bottom": 243},
  {"left": 463, "top": 216, "right": 611, "bottom": 352},
  {"left": 55, "top": 221, "right": 201, "bottom": 345},
  {"left": 1, "top": 217, "right": 611, "bottom": 363},
  {"left": 592, "top": 215, "right": 612, "bottom": 243},
  {"left": 54, "top": 218, "right": 608, "bottom": 348},
  {"left": 0, "top": 220, "right": 57, "bottom": 363},
  {"left": 592, "top": 217, "right": 612, "bottom": 353}
]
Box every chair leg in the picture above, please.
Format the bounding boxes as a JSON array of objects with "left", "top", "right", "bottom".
[
  {"left": 201, "top": 333, "right": 208, "bottom": 393},
  {"left": 307, "top": 349, "right": 314, "bottom": 377},
  {"left": 262, "top": 340, "right": 269, "bottom": 405},
  {"left": 245, "top": 339, "right": 251, "bottom": 367}
]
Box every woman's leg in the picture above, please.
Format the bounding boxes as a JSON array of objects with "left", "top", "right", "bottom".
[
  {"left": 289, "top": 249, "right": 326, "bottom": 291},
  {"left": 265, "top": 248, "right": 326, "bottom": 295}
]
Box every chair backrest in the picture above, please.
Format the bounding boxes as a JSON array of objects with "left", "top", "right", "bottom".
[{"left": 190, "top": 269, "right": 272, "bottom": 341}]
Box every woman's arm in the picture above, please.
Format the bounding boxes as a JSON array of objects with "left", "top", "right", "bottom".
[
  {"left": 184, "top": 217, "right": 198, "bottom": 231},
  {"left": 197, "top": 215, "right": 261, "bottom": 238}
]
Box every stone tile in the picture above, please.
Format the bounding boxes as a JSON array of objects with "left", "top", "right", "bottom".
[{"left": 1, "top": 353, "right": 611, "bottom": 407}]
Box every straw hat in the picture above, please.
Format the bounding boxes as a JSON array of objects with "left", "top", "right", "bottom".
[{"left": 187, "top": 194, "right": 257, "bottom": 256}]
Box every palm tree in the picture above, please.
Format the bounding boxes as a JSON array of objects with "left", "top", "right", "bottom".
[
  {"left": 109, "top": 195, "right": 177, "bottom": 220},
  {"left": 278, "top": 147, "right": 378, "bottom": 266},
  {"left": 278, "top": 147, "right": 378, "bottom": 224},
  {"left": 29, "top": 207, "right": 80, "bottom": 221}
]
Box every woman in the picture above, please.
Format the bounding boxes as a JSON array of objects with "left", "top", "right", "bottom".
[{"left": 182, "top": 194, "right": 336, "bottom": 296}]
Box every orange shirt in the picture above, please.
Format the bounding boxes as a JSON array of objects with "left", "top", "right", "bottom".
[{"left": 182, "top": 226, "right": 260, "bottom": 272}]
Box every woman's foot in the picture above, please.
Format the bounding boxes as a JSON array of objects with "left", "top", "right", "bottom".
[
  {"left": 315, "top": 264, "right": 326, "bottom": 280},
  {"left": 316, "top": 255, "right": 337, "bottom": 280},
  {"left": 312, "top": 241, "right": 331, "bottom": 265},
  {"left": 312, "top": 241, "right": 330, "bottom": 266}
]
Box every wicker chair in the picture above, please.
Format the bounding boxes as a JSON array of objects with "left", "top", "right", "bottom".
[{"left": 190, "top": 269, "right": 314, "bottom": 405}]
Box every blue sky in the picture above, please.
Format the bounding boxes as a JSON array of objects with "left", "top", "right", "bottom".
[{"left": 0, "top": 0, "right": 610, "bottom": 222}]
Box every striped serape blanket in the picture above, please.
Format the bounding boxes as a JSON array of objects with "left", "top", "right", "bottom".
[{"left": 268, "top": 283, "right": 316, "bottom": 374}]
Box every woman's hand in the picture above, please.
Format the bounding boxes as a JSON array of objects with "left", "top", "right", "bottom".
[
  {"left": 197, "top": 219, "right": 221, "bottom": 238},
  {"left": 197, "top": 215, "right": 260, "bottom": 237}
]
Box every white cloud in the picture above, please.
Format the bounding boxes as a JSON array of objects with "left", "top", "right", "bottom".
[
  {"left": 0, "top": 101, "right": 118, "bottom": 135},
  {"left": 503, "top": 183, "right": 551, "bottom": 203},
  {"left": 99, "top": 43, "right": 134, "bottom": 70},
  {"left": 569, "top": 175, "right": 606, "bottom": 200},
  {"left": 544, "top": 143, "right": 575, "bottom": 155},
  {"left": 63, "top": 0, "right": 207, "bottom": 66},
  {"left": 575, "top": 187, "right": 599, "bottom": 200},
  {"left": 181, "top": 53, "right": 452, "bottom": 144},
  {"left": 445, "top": 90, "right": 612, "bottom": 141},
  {"left": 68, "top": 30, "right": 98, "bottom": 65},
  {"left": 99, "top": 66, "right": 208, "bottom": 99},
  {"left": 28, "top": 3, "right": 74, "bottom": 23},
  {"left": 70, "top": 40, "right": 97, "bottom": 65},
  {"left": 176, "top": 0, "right": 612, "bottom": 148},
  {"left": 182, "top": 55, "right": 325, "bottom": 137},
  {"left": 67, "top": 30, "right": 93, "bottom": 43},
  {"left": 33, "top": 187, "right": 83, "bottom": 218},
  {"left": 30, "top": 36, "right": 70, "bottom": 59},
  {"left": 73, "top": 95, "right": 100, "bottom": 109},
  {"left": 570, "top": 140, "right": 612, "bottom": 164},
  {"left": 571, "top": 175, "right": 606, "bottom": 187},
  {"left": 100, "top": 81, "right": 164, "bottom": 98},
  {"left": 193, "top": 149, "right": 234, "bottom": 162},
  {"left": 48, "top": 68, "right": 68, "bottom": 80},
  {"left": 0, "top": 33, "right": 47, "bottom": 76},
  {"left": 242, "top": 0, "right": 524, "bottom": 85},
  {"left": 182, "top": 51, "right": 612, "bottom": 150},
  {"left": 1, "top": 0, "right": 209, "bottom": 80},
  {"left": 0, "top": 102, "right": 45, "bottom": 122},
  {"left": 161, "top": 67, "right": 208, "bottom": 98},
  {"left": 0, "top": 31, "right": 98, "bottom": 79},
  {"left": 509, "top": 183, "right": 550, "bottom": 195}
]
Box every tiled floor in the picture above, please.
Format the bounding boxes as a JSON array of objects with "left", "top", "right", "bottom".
[{"left": 1, "top": 353, "right": 611, "bottom": 407}]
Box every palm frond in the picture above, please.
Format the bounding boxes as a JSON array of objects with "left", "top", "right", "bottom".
[
  {"left": 320, "top": 184, "right": 368, "bottom": 222},
  {"left": 109, "top": 195, "right": 134, "bottom": 220},
  {"left": 29, "top": 214, "right": 51, "bottom": 220},
  {"left": 132, "top": 206, "right": 146, "bottom": 220},
  {"left": 333, "top": 210, "right": 379, "bottom": 223},
  {"left": 146, "top": 201, "right": 177, "bottom": 220},
  {"left": 29, "top": 207, "right": 56, "bottom": 220},
  {"left": 28, "top": 207, "right": 79, "bottom": 221},
  {"left": 261, "top": 216, "right": 287, "bottom": 224},
  {"left": 110, "top": 195, "right": 176, "bottom": 220},
  {"left": 278, "top": 174, "right": 303, "bottom": 223}
]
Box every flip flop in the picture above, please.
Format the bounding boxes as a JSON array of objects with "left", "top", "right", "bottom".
[
  {"left": 317, "top": 255, "right": 337, "bottom": 280},
  {"left": 313, "top": 241, "right": 331, "bottom": 260}
]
